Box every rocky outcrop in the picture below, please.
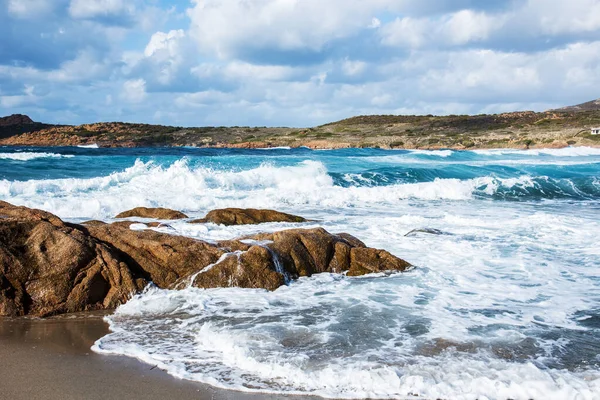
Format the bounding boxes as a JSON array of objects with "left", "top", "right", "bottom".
[
  {"left": 0, "top": 201, "right": 144, "bottom": 317},
  {"left": 115, "top": 207, "right": 188, "bottom": 220},
  {"left": 0, "top": 114, "right": 34, "bottom": 126},
  {"left": 0, "top": 114, "right": 53, "bottom": 140},
  {"left": 0, "top": 202, "right": 411, "bottom": 317},
  {"left": 230, "top": 228, "right": 411, "bottom": 279},
  {"left": 191, "top": 208, "right": 306, "bottom": 225},
  {"left": 85, "top": 223, "right": 223, "bottom": 289}
]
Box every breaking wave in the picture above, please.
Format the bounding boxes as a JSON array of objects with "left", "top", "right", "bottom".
[
  {"left": 0, "top": 152, "right": 75, "bottom": 161},
  {"left": 1, "top": 158, "right": 599, "bottom": 219}
]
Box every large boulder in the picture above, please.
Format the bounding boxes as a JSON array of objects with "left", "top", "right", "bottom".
[
  {"left": 85, "top": 224, "right": 224, "bottom": 288},
  {"left": 232, "top": 228, "right": 411, "bottom": 279},
  {"left": 190, "top": 208, "right": 306, "bottom": 225},
  {"left": 0, "top": 202, "right": 412, "bottom": 317},
  {"left": 0, "top": 201, "right": 144, "bottom": 317},
  {"left": 115, "top": 207, "right": 188, "bottom": 220}
]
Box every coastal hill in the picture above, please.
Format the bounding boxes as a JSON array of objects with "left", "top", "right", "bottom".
[
  {"left": 1, "top": 103, "right": 599, "bottom": 149},
  {"left": 0, "top": 114, "right": 53, "bottom": 140},
  {"left": 553, "top": 98, "right": 600, "bottom": 112}
]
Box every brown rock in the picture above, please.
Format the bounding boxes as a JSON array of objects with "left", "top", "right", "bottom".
[
  {"left": 85, "top": 224, "right": 224, "bottom": 289},
  {"left": 243, "top": 228, "right": 411, "bottom": 278},
  {"left": 81, "top": 220, "right": 107, "bottom": 226},
  {"left": 190, "top": 208, "right": 306, "bottom": 225},
  {"left": 348, "top": 247, "right": 412, "bottom": 276},
  {"left": 0, "top": 202, "right": 412, "bottom": 317},
  {"left": 115, "top": 207, "right": 188, "bottom": 220},
  {"left": 0, "top": 201, "right": 144, "bottom": 317},
  {"left": 193, "top": 246, "right": 285, "bottom": 291}
]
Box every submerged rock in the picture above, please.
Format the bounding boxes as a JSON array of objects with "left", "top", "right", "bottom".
[
  {"left": 115, "top": 207, "right": 188, "bottom": 220},
  {"left": 0, "top": 202, "right": 411, "bottom": 317},
  {"left": 404, "top": 228, "right": 447, "bottom": 237},
  {"left": 190, "top": 208, "right": 306, "bottom": 225}
]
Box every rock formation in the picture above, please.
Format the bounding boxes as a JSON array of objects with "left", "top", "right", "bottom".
[
  {"left": 190, "top": 208, "right": 306, "bottom": 225},
  {"left": 0, "top": 202, "right": 411, "bottom": 317},
  {"left": 0, "top": 201, "right": 144, "bottom": 317},
  {"left": 115, "top": 207, "right": 188, "bottom": 219}
]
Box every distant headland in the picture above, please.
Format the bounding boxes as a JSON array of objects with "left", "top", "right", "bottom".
[{"left": 2, "top": 99, "right": 600, "bottom": 150}]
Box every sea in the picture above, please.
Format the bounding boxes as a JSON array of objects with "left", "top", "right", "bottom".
[{"left": 1, "top": 145, "right": 599, "bottom": 400}]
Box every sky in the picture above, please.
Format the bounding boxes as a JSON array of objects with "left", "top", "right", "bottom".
[{"left": 0, "top": 0, "right": 599, "bottom": 127}]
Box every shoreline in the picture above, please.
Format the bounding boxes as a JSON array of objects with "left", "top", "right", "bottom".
[
  {"left": 0, "top": 314, "right": 322, "bottom": 400},
  {"left": 1, "top": 142, "right": 600, "bottom": 151}
]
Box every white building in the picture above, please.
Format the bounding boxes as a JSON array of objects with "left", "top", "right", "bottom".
[{"left": 592, "top": 127, "right": 600, "bottom": 135}]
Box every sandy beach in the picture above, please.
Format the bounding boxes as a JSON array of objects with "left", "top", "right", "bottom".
[{"left": 0, "top": 314, "right": 320, "bottom": 400}]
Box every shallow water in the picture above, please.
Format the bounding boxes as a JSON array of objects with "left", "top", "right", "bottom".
[{"left": 1, "top": 146, "right": 599, "bottom": 399}]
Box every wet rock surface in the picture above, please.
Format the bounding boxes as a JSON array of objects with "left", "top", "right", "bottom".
[
  {"left": 0, "top": 202, "right": 411, "bottom": 317},
  {"left": 190, "top": 208, "right": 306, "bottom": 225},
  {"left": 0, "top": 201, "right": 143, "bottom": 317},
  {"left": 115, "top": 207, "right": 188, "bottom": 220}
]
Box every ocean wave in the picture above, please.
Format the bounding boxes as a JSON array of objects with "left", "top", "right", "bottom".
[
  {"left": 256, "top": 146, "right": 292, "bottom": 150},
  {"left": 77, "top": 143, "right": 99, "bottom": 149},
  {"left": 473, "top": 146, "right": 600, "bottom": 157},
  {"left": 0, "top": 152, "right": 75, "bottom": 161},
  {"left": 1, "top": 159, "right": 598, "bottom": 219},
  {"left": 407, "top": 149, "right": 454, "bottom": 157},
  {"left": 93, "top": 276, "right": 600, "bottom": 399}
]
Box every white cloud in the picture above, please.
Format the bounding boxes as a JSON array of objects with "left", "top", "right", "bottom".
[
  {"left": 144, "top": 30, "right": 185, "bottom": 58},
  {"left": 524, "top": 0, "right": 600, "bottom": 35},
  {"left": 7, "top": 0, "right": 56, "bottom": 18},
  {"left": 3, "top": 0, "right": 600, "bottom": 127},
  {"left": 68, "top": 0, "right": 133, "bottom": 19},
  {"left": 122, "top": 79, "right": 147, "bottom": 103},
  {"left": 341, "top": 59, "right": 367, "bottom": 76},
  {"left": 444, "top": 10, "right": 500, "bottom": 45},
  {"left": 381, "top": 9, "right": 504, "bottom": 49},
  {"left": 186, "top": 0, "right": 395, "bottom": 58}
]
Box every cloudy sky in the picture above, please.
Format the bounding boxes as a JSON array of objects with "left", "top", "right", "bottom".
[{"left": 0, "top": 0, "right": 599, "bottom": 127}]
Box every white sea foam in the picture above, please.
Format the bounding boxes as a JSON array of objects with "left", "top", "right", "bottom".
[
  {"left": 90, "top": 197, "right": 600, "bottom": 399},
  {"left": 0, "top": 152, "right": 75, "bottom": 161},
  {"left": 473, "top": 146, "right": 600, "bottom": 157},
  {"left": 256, "top": 146, "right": 292, "bottom": 150},
  {"left": 77, "top": 143, "right": 99, "bottom": 149},
  {"left": 0, "top": 158, "right": 562, "bottom": 219},
  {"left": 407, "top": 149, "right": 454, "bottom": 157}
]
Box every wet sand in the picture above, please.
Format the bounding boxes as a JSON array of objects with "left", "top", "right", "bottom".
[{"left": 0, "top": 313, "right": 320, "bottom": 400}]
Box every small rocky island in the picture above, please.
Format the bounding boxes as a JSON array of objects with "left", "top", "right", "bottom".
[{"left": 0, "top": 202, "right": 411, "bottom": 317}]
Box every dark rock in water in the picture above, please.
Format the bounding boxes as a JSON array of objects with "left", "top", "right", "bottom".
[
  {"left": 348, "top": 247, "right": 412, "bottom": 276},
  {"left": 404, "top": 228, "right": 447, "bottom": 237},
  {"left": 0, "top": 201, "right": 144, "bottom": 317},
  {"left": 193, "top": 246, "right": 285, "bottom": 291},
  {"left": 190, "top": 208, "right": 306, "bottom": 225},
  {"left": 236, "top": 228, "right": 411, "bottom": 279},
  {"left": 115, "top": 207, "right": 188, "bottom": 220},
  {"left": 0, "top": 202, "right": 411, "bottom": 317}
]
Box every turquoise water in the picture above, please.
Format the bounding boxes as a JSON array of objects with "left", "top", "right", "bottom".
[{"left": 2, "top": 145, "right": 600, "bottom": 399}]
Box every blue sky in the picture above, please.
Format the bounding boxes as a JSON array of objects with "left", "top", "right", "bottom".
[{"left": 0, "top": 0, "right": 599, "bottom": 127}]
